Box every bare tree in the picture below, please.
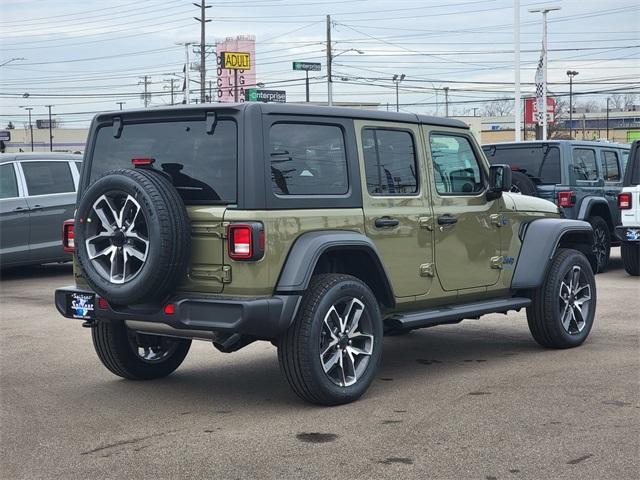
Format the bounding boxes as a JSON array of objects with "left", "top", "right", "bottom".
[
  {"left": 575, "top": 100, "right": 600, "bottom": 113},
  {"left": 549, "top": 99, "right": 570, "bottom": 139},
  {"left": 609, "top": 93, "right": 624, "bottom": 110},
  {"left": 482, "top": 99, "right": 514, "bottom": 117},
  {"left": 624, "top": 93, "right": 637, "bottom": 110}
]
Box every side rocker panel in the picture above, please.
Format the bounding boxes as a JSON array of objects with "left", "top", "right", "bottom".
[{"left": 511, "top": 218, "right": 593, "bottom": 289}]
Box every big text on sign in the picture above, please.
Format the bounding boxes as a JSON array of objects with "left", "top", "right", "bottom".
[{"left": 222, "top": 52, "right": 250, "bottom": 70}]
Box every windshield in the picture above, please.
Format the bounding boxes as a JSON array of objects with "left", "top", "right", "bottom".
[
  {"left": 483, "top": 144, "right": 561, "bottom": 184},
  {"left": 90, "top": 119, "right": 237, "bottom": 204}
]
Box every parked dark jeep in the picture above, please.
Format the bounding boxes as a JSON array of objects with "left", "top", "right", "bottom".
[
  {"left": 56, "top": 104, "right": 597, "bottom": 405},
  {"left": 483, "top": 140, "right": 630, "bottom": 273}
]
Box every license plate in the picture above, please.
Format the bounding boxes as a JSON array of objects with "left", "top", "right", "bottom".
[{"left": 67, "top": 292, "right": 95, "bottom": 319}]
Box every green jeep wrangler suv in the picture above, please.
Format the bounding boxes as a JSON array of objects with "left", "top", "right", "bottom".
[{"left": 55, "top": 104, "right": 597, "bottom": 405}]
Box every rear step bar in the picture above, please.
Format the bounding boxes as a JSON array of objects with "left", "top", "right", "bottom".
[{"left": 385, "top": 297, "right": 531, "bottom": 331}]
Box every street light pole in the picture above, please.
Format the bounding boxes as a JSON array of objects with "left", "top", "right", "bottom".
[
  {"left": 22, "top": 107, "right": 34, "bottom": 152},
  {"left": 566, "top": 70, "right": 578, "bottom": 139},
  {"left": 529, "top": 6, "right": 561, "bottom": 141},
  {"left": 46, "top": 105, "right": 53, "bottom": 151},
  {"left": 326, "top": 14, "right": 333, "bottom": 106},
  {"left": 514, "top": 0, "right": 521, "bottom": 141},
  {"left": 392, "top": 74, "right": 405, "bottom": 112},
  {"left": 443, "top": 86, "right": 450, "bottom": 117}
]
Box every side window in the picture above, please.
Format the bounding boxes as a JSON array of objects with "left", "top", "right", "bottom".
[
  {"left": 75, "top": 161, "right": 83, "bottom": 176},
  {"left": 621, "top": 150, "right": 629, "bottom": 171},
  {"left": 0, "top": 163, "right": 19, "bottom": 199},
  {"left": 572, "top": 149, "right": 598, "bottom": 181},
  {"left": 362, "top": 128, "right": 418, "bottom": 195},
  {"left": 601, "top": 151, "right": 621, "bottom": 182},
  {"left": 269, "top": 123, "right": 348, "bottom": 195},
  {"left": 21, "top": 161, "right": 75, "bottom": 196},
  {"left": 429, "top": 133, "right": 484, "bottom": 195}
]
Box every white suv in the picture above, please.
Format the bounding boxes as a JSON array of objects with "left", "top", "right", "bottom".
[{"left": 616, "top": 140, "right": 639, "bottom": 276}]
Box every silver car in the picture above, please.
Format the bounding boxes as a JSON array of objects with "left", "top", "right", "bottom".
[{"left": 1, "top": 153, "right": 83, "bottom": 268}]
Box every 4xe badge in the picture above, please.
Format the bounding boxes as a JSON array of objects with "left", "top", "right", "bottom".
[{"left": 70, "top": 293, "right": 94, "bottom": 319}]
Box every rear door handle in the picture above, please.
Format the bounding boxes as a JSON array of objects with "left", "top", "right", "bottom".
[
  {"left": 374, "top": 217, "right": 399, "bottom": 228},
  {"left": 30, "top": 204, "right": 42, "bottom": 211},
  {"left": 437, "top": 214, "right": 458, "bottom": 225}
]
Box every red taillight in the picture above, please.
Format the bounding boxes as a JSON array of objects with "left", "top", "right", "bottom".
[
  {"left": 62, "top": 219, "right": 75, "bottom": 252},
  {"left": 618, "top": 192, "right": 632, "bottom": 210},
  {"left": 557, "top": 191, "right": 576, "bottom": 208},
  {"left": 228, "top": 224, "right": 252, "bottom": 259},
  {"left": 131, "top": 157, "right": 155, "bottom": 167},
  {"left": 163, "top": 303, "right": 175, "bottom": 315},
  {"left": 98, "top": 298, "right": 109, "bottom": 310},
  {"left": 227, "top": 223, "right": 264, "bottom": 261}
]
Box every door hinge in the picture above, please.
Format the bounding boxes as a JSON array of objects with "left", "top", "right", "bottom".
[
  {"left": 419, "top": 263, "right": 435, "bottom": 277},
  {"left": 490, "top": 214, "right": 508, "bottom": 227},
  {"left": 418, "top": 217, "right": 434, "bottom": 231},
  {"left": 490, "top": 256, "right": 504, "bottom": 269},
  {"left": 190, "top": 265, "right": 232, "bottom": 283},
  {"left": 191, "top": 221, "right": 229, "bottom": 238}
]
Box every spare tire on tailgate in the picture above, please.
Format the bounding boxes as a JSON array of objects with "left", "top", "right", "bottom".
[{"left": 75, "top": 168, "right": 190, "bottom": 305}]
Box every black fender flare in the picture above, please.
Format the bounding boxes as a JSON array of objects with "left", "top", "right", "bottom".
[
  {"left": 511, "top": 218, "right": 594, "bottom": 289},
  {"left": 275, "top": 230, "right": 395, "bottom": 305},
  {"left": 577, "top": 197, "right": 610, "bottom": 222}
]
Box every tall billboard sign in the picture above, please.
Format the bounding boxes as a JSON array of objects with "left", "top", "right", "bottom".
[{"left": 216, "top": 36, "right": 256, "bottom": 103}]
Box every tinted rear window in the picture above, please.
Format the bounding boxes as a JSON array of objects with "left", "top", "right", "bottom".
[
  {"left": 22, "top": 161, "right": 75, "bottom": 195},
  {"left": 0, "top": 163, "right": 18, "bottom": 198},
  {"left": 269, "top": 123, "right": 348, "bottom": 195},
  {"left": 90, "top": 119, "right": 237, "bottom": 204},
  {"left": 483, "top": 145, "right": 561, "bottom": 184}
]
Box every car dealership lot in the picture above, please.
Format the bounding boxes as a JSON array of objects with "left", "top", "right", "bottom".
[{"left": 1, "top": 251, "right": 638, "bottom": 480}]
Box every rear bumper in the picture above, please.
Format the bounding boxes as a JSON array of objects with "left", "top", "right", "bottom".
[
  {"left": 616, "top": 226, "right": 640, "bottom": 242},
  {"left": 54, "top": 286, "right": 301, "bottom": 340}
]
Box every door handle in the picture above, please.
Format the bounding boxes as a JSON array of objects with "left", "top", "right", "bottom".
[
  {"left": 13, "top": 206, "right": 27, "bottom": 212},
  {"left": 374, "top": 217, "right": 399, "bottom": 228},
  {"left": 437, "top": 214, "right": 458, "bottom": 225},
  {"left": 30, "top": 204, "right": 43, "bottom": 211}
]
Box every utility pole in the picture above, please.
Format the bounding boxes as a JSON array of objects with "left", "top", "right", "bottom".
[
  {"left": 22, "top": 107, "right": 34, "bottom": 151},
  {"left": 164, "top": 77, "right": 179, "bottom": 105},
  {"left": 529, "top": 6, "right": 561, "bottom": 141},
  {"left": 566, "top": 70, "right": 578, "bottom": 139},
  {"left": 326, "top": 15, "right": 333, "bottom": 106},
  {"left": 209, "top": 80, "right": 212, "bottom": 103},
  {"left": 45, "top": 105, "right": 53, "bottom": 151},
  {"left": 392, "top": 74, "right": 405, "bottom": 112},
  {"left": 193, "top": 1, "right": 211, "bottom": 104},
  {"left": 444, "top": 86, "right": 450, "bottom": 117},
  {"left": 606, "top": 97, "right": 610, "bottom": 141},
  {"left": 138, "top": 75, "right": 152, "bottom": 107},
  {"left": 116, "top": 101, "right": 126, "bottom": 110},
  {"left": 514, "top": 0, "right": 521, "bottom": 141},
  {"left": 177, "top": 42, "right": 193, "bottom": 104}
]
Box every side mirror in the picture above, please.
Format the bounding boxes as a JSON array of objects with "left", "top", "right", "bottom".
[{"left": 487, "top": 164, "right": 512, "bottom": 200}]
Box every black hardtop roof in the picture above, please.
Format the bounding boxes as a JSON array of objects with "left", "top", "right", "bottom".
[
  {"left": 93, "top": 102, "right": 469, "bottom": 130},
  {"left": 483, "top": 140, "right": 630, "bottom": 149},
  {"left": 0, "top": 152, "right": 83, "bottom": 162}
]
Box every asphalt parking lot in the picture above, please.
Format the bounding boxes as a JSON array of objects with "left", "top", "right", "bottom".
[{"left": 1, "top": 249, "right": 638, "bottom": 480}]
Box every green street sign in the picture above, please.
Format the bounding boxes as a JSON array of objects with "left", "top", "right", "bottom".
[{"left": 293, "top": 61, "right": 321, "bottom": 71}]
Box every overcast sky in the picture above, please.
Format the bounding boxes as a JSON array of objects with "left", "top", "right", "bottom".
[{"left": 1, "top": 0, "right": 638, "bottom": 127}]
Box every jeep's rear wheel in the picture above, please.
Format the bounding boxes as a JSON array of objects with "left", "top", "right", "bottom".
[
  {"left": 278, "top": 274, "right": 383, "bottom": 405},
  {"left": 92, "top": 320, "right": 191, "bottom": 379},
  {"left": 621, "top": 242, "right": 640, "bottom": 276},
  {"left": 75, "top": 168, "right": 190, "bottom": 305},
  {"left": 527, "top": 248, "right": 596, "bottom": 349},
  {"left": 588, "top": 216, "right": 611, "bottom": 273}
]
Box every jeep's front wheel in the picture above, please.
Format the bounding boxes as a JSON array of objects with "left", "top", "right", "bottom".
[
  {"left": 278, "top": 274, "right": 383, "bottom": 405},
  {"left": 526, "top": 248, "right": 596, "bottom": 349},
  {"left": 92, "top": 320, "right": 191, "bottom": 380}
]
